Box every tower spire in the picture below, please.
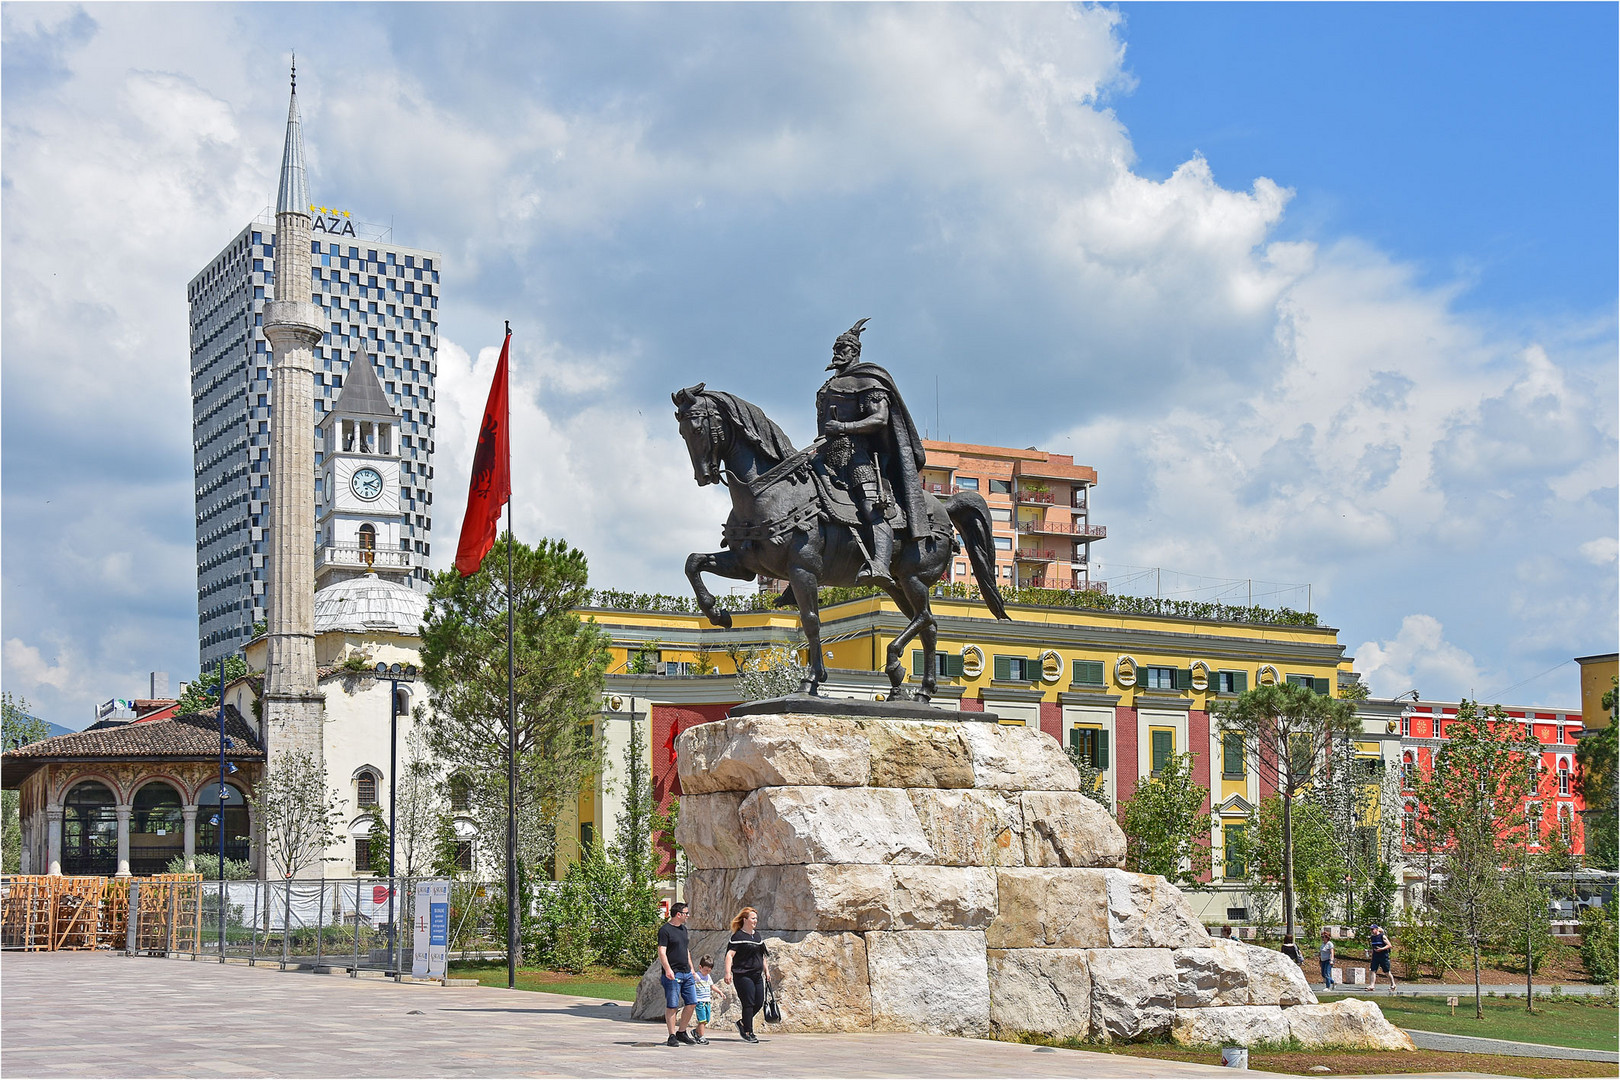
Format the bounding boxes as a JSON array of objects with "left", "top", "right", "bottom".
[{"left": 276, "top": 58, "right": 311, "bottom": 217}]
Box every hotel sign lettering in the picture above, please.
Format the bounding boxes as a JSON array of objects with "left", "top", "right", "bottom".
[{"left": 308, "top": 205, "right": 358, "bottom": 237}]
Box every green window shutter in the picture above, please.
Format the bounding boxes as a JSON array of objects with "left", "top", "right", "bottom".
[
  {"left": 1075, "top": 660, "right": 1104, "bottom": 686},
  {"left": 1223, "top": 733, "right": 1245, "bottom": 777},
  {"left": 1151, "top": 730, "right": 1173, "bottom": 774},
  {"left": 1030, "top": 656, "right": 1043, "bottom": 681},
  {"left": 1234, "top": 671, "right": 1248, "bottom": 692},
  {"left": 1069, "top": 727, "right": 1081, "bottom": 751},
  {"left": 945, "top": 653, "right": 964, "bottom": 677},
  {"left": 1098, "top": 729, "right": 1111, "bottom": 770},
  {"left": 1314, "top": 677, "right": 1332, "bottom": 696},
  {"left": 1225, "top": 824, "right": 1246, "bottom": 878},
  {"left": 912, "top": 650, "right": 924, "bottom": 677},
  {"left": 994, "top": 655, "right": 1012, "bottom": 681}
]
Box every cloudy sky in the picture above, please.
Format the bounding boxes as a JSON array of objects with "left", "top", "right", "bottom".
[{"left": 3, "top": 3, "right": 1615, "bottom": 728}]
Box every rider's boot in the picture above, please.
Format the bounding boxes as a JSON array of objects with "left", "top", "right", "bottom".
[{"left": 857, "top": 522, "right": 897, "bottom": 587}]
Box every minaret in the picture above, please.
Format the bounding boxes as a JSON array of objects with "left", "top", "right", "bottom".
[{"left": 261, "top": 61, "right": 326, "bottom": 764}]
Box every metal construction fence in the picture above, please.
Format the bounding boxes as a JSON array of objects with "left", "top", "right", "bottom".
[{"left": 2, "top": 876, "right": 506, "bottom": 974}]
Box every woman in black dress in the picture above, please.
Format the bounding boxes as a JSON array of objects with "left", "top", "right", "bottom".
[{"left": 722, "top": 906, "right": 770, "bottom": 1043}]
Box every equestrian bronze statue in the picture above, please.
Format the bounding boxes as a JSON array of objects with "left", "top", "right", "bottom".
[{"left": 674, "top": 319, "right": 1009, "bottom": 702}]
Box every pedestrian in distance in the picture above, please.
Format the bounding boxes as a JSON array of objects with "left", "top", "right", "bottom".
[
  {"left": 1280, "top": 933, "right": 1304, "bottom": 967},
  {"left": 1367, "top": 924, "right": 1397, "bottom": 991},
  {"left": 1318, "top": 929, "right": 1336, "bottom": 991},
  {"left": 723, "top": 906, "right": 771, "bottom": 1044},
  {"left": 657, "top": 901, "right": 699, "bottom": 1047},
  {"left": 692, "top": 956, "right": 720, "bottom": 1045}
]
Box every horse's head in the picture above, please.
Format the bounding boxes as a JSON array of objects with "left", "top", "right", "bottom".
[{"left": 673, "top": 383, "right": 726, "bottom": 486}]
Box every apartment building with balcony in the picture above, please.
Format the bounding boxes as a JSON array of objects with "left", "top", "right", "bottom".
[{"left": 918, "top": 440, "right": 1105, "bottom": 592}]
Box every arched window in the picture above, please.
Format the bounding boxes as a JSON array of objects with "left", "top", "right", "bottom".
[
  {"left": 1401, "top": 752, "right": 1416, "bottom": 790},
  {"left": 63, "top": 781, "right": 117, "bottom": 875},
  {"left": 131, "top": 782, "right": 185, "bottom": 876},
  {"left": 197, "top": 782, "right": 250, "bottom": 865},
  {"left": 1558, "top": 804, "right": 1573, "bottom": 845},
  {"left": 1558, "top": 758, "right": 1571, "bottom": 795},
  {"left": 1402, "top": 801, "right": 1418, "bottom": 843},
  {"left": 357, "top": 771, "right": 378, "bottom": 807},
  {"left": 448, "top": 776, "right": 470, "bottom": 812}
]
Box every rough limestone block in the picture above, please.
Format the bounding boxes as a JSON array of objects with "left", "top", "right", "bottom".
[
  {"left": 633, "top": 930, "right": 875, "bottom": 1032},
  {"left": 684, "top": 866, "right": 790, "bottom": 930},
  {"left": 1241, "top": 942, "right": 1317, "bottom": 1006},
  {"left": 861, "top": 720, "right": 975, "bottom": 788},
  {"left": 1086, "top": 947, "right": 1177, "bottom": 1041},
  {"left": 685, "top": 867, "right": 741, "bottom": 930},
  {"left": 741, "top": 786, "right": 935, "bottom": 865},
  {"left": 891, "top": 866, "right": 997, "bottom": 930},
  {"left": 674, "top": 791, "right": 749, "bottom": 869},
  {"left": 867, "top": 931, "right": 990, "bottom": 1036},
  {"left": 772, "top": 864, "right": 894, "bottom": 932},
  {"left": 1172, "top": 938, "right": 1252, "bottom": 1007},
  {"left": 957, "top": 721, "right": 1081, "bottom": 791},
  {"left": 1284, "top": 999, "right": 1415, "bottom": 1050},
  {"left": 1104, "top": 871, "right": 1212, "bottom": 949},
  {"left": 1171, "top": 1005, "right": 1289, "bottom": 1047},
  {"left": 677, "top": 715, "right": 869, "bottom": 794},
  {"left": 987, "top": 948, "right": 1092, "bottom": 1039},
  {"left": 908, "top": 789, "right": 1026, "bottom": 867},
  {"left": 987, "top": 868, "right": 1110, "bottom": 949},
  {"left": 1020, "top": 791, "right": 1127, "bottom": 868}
]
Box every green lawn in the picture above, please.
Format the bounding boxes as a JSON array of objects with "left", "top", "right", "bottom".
[
  {"left": 1320, "top": 993, "right": 1619, "bottom": 1052},
  {"left": 446, "top": 961, "right": 642, "bottom": 1002}
]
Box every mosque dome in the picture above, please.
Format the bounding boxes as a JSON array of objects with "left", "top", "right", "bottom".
[{"left": 313, "top": 573, "right": 428, "bottom": 636}]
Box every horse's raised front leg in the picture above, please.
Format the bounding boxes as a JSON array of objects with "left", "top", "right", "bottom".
[
  {"left": 787, "top": 564, "right": 827, "bottom": 694},
  {"left": 684, "top": 550, "right": 754, "bottom": 629}
]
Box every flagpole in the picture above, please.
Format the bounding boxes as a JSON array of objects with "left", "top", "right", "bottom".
[{"left": 504, "top": 322, "right": 517, "bottom": 992}]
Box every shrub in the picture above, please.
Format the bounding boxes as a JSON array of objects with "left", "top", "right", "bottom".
[
  {"left": 166, "top": 853, "right": 254, "bottom": 879},
  {"left": 1579, "top": 904, "right": 1618, "bottom": 984}
]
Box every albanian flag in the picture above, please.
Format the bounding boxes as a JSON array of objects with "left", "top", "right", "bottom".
[{"left": 454, "top": 327, "right": 511, "bottom": 576}]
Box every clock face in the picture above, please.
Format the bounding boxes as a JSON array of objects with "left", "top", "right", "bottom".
[{"left": 351, "top": 467, "right": 384, "bottom": 501}]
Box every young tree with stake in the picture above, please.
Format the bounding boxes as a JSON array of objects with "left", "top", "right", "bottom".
[
  {"left": 1215, "top": 681, "right": 1359, "bottom": 941},
  {"left": 1413, "top": 699, "right": 1543, "bottom": 1019}
]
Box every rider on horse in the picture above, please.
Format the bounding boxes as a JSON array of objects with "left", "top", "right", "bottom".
[{"left": 814, "top": 318, "right": 930, "bottom": 588}]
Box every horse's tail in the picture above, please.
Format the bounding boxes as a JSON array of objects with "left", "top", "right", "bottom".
[{"left": 944, "top": 491, "right": 1011, "bottom": 621}]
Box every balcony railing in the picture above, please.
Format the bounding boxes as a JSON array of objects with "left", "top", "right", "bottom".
[
  {"left": 1013, "top": 548, "right": 1058, "bottom": 562},
  {"left": 1014, "top": 490, "right": 1056, "bottom": 505},
  {"left": 317, "top": 544, "right": 413, "bottom": 571},
  {"left": 1015, "top": 520, "right": 1107, "bottom": 539}
]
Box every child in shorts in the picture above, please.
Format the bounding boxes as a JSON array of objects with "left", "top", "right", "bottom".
[{"left": 692, "top": 956, "right": 719, "bottom": 1044}]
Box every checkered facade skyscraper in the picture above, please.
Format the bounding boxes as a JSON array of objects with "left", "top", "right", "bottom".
[{"left": 188, "top": 206, "right": 441, "bottom": 667}]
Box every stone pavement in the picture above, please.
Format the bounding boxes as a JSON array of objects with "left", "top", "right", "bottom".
[{"left": 0, "top": 950, "right": 1249, "bottom": 1079}]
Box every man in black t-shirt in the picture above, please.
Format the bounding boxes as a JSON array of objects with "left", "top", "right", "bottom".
[{"left": 657, "top": 903, "right": 699, "bottom": 1046}]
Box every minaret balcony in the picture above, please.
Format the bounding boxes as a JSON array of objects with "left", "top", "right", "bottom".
[{"left": 317, "top": 543, "right": 412, "bottom": 573}]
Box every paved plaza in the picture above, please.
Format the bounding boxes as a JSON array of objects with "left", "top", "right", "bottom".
[{"left": 2, "top": 950, "right": 1250, "bottom": 1079}]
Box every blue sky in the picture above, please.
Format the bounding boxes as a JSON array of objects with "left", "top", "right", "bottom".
[{"left": 2, "top": 3, "right": 1614, "bottom": 728}]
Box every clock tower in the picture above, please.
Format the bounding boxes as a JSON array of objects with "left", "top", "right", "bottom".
[{"left": 316, "top": 345, "right": 413, "bottom": 588}]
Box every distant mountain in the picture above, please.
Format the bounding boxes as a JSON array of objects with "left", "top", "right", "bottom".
[{"left": 46, "top": 721, "right": 75, "bottom": 739}]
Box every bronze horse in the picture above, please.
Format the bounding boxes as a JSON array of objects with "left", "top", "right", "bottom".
[{"left": 674, "top": 383, "right": 1008, "bottom": 701}]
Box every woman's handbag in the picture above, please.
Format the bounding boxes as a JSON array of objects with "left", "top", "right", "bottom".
[{"left": 762, "top": 978, "right": 782, "bottom": 1025}]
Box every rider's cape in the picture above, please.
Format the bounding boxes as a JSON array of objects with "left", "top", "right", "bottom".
[{"left": 816, "top": 362, "right": 930, "bottom": 540}]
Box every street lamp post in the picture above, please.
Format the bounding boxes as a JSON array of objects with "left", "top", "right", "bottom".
[{"left": 376, "top": 662, "right": 416, "bottom": 979}]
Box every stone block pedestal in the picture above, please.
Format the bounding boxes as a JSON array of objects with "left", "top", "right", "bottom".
[{"left": 634, "top": 708, "right": 1411, "bottom": 1050}]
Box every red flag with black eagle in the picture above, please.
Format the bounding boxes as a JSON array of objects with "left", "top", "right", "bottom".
[{"left": 454, "top": 328, "right": 511, "bottom": 576}]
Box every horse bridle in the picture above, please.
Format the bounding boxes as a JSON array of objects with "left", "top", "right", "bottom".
[{"left": 686, "top": 400, "right": 730, "bottom": 487}]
